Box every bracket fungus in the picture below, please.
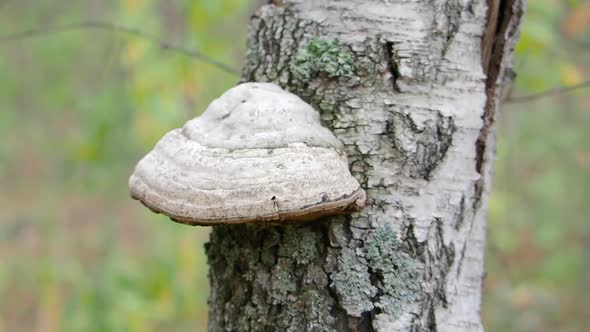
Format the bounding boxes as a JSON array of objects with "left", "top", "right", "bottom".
[{"left": 128, "top": 82, "right": 366, "bottom": 226}]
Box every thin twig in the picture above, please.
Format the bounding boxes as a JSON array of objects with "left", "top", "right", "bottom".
[
  {"left": 0, "top": 21, "right": 240, "bottom": 75},
  {"left": 507, "top": 79, "right": 590, "bottom": 103},
  {"left": 3, "top": 21, "right": 588, "bottom": 100}
]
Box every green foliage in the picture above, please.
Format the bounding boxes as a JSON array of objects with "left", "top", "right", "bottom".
[
  {"left": 291, "top": 39, "right": 354, "bottom": 80},
  {"left": 0, "top": 1, "right": 247, "bottom": 331},
  {"left": 513, "top": 0, "right": 588, "bottom": 90},
  {"left": 485, "top": 1, "right": 590, "bottom": 331}
]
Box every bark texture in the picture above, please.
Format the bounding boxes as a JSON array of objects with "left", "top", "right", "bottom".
[{"left": 206, "top": 0, "right": 524, "bottom": 331}]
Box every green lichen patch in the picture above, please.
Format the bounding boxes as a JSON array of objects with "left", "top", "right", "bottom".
[
  {"left": 329, "top": 225, "right": 424, "bottom": 318},
  {"left": 330, "top": 247, "right": 377, "bottom": 316},
  {"left": 363, "top": 224, "right": 423, "bottom": 316},
  {"left": 270, "top": 258, "right": 298, "bottom": 304},
  {"left": 278, "top": 226, "right": 322, "bottom": 265},
  {"left": 291, "top": 39, "right": 355, "bottom": 81}
]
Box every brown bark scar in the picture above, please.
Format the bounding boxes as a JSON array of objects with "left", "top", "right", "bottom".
[{"left": 476, "top": 0, "right": 521, "bottom": 174}]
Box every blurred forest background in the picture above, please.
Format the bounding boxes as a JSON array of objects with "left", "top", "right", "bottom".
[{"left": 0, "top": 0, "right": 588, "bottom": 331}]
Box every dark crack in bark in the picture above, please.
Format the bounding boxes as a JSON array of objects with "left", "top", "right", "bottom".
[
  {"left": 407, "top": 218, "right": 456, "bottom": 332},
  {"left": 384, "top": 41, "right": 401, "bottom": 92},
  {"left": 385, "top": 111, "right": 455, "bottom": 180}
]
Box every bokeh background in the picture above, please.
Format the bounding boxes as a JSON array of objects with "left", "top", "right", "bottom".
[{"left": 0, "top": 0, "right": 588, "bottom": 331}]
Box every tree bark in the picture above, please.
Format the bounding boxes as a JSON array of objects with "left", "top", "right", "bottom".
[{"left": 206, "top": 0, "right": 524, "bottom": 331}]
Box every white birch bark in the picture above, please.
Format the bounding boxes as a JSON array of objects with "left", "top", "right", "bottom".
[{"left": 206, "top": 0, "right": 525, "bottom": 331}]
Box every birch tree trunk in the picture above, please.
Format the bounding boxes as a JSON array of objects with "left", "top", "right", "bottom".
[{"left": 206, "top": 0, "right": 524, "bottom": 331}]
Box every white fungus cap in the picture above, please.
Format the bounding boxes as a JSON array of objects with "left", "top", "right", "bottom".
[{"left": 129, "top": 82, "right": 366, "bottom": 226}]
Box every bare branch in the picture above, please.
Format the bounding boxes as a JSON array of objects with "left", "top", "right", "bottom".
[
  {"left": 0, "top": 21, "right": 241, "bottom": 75},
  {"left": 507, "top": 79, "right": 590, "bottom": 103}
]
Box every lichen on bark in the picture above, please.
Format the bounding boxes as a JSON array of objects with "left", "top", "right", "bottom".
[
  {"left": 364, "top": 225, "right": 423, "bottom": 315},
  {"left": 291, "top": 39, "right": 355, "bottom": 80},
  {"left": 206, "top": 224, "right": 341, "bottom": 332},
  {"left": 329, "top": 225, "right": 423, "bottom": 318}
]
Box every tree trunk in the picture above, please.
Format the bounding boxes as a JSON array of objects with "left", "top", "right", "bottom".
[{"left": 205, "top": 0, "right": 524, "bottom": 331}]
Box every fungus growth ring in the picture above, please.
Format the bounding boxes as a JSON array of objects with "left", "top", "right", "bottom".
[{"left": 128, "top": 82, "right": 366, "bottom": 226}]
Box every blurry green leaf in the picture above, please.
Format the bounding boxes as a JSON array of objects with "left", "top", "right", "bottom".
[{"left": 539, "top": 248, "right": 582, "bottom": 286}]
